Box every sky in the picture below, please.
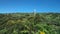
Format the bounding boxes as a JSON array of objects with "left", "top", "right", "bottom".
[{"left": 0, "top": 0, "right": 60, "bottom": 13}]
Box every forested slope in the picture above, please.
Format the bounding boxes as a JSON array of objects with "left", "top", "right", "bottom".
[{"left": 0, "top": 13, "right": 60, "bottom": 34}]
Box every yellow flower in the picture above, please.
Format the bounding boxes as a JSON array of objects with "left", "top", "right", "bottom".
[{"left": 40, "top": 31, "right": 45, "bottom": 34}]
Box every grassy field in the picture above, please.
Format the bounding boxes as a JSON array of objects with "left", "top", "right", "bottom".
[{"left": 0, "top": 13, "right": 60, "bottom": 34}]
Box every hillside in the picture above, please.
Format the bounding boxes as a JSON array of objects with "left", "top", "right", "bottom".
[{"left": 0, "top": 13, "right": 60, "bottom": 34}]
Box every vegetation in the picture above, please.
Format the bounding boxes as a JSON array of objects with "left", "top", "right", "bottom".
[{"left": 0, "top": 13, "right": 60, "bottom": 34}]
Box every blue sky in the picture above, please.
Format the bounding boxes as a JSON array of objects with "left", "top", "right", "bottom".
[{"left": 0, "top": 0, "right": 60, "bottom": 13}]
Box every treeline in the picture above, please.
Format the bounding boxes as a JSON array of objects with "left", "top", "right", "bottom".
[{"left": 0, "top": 13, "right": 60, "bottom": 34}]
